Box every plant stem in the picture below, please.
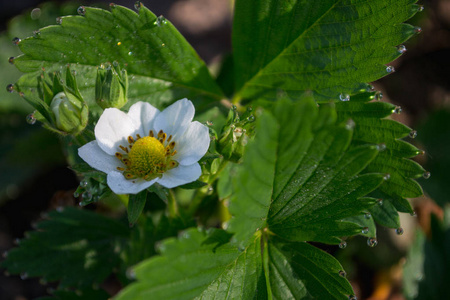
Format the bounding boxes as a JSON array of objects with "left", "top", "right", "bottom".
[{"left": 167, "top": 189, "right": 179, "bottom": 218}]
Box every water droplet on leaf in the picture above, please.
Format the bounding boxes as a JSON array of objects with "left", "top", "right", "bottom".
[
  {"left": 367, "top": 237, "right": 378, "bottom": 247},
  {"left": 377, "top": 199, "right": 383, "bottom": 206},
  {"left": 12, "top": 37, "right": 21, "bottom": 45},
  {"left": 393, "top": 106, "right": 402, "bottom": 114},
  {"left": 414, "top": 26, "right": 422, "bottom": 34},
  {"left": 339, "top": 93, "right": 350, "bottom": 101},
  {"left": 396, "top": 227, "right": 404, "bottom": 235},
  {"left": 383, "top": 173, "right": 390, "bottom": 180},
  {"left": 339, "top": 241, "right": 347, "bottom": 249},
  {"left": 56, "top": 17, "right": 62, "bottom": 25},
  {"left": 376, "top": 143, "right": 386, "bottom": 151},
  {"left": 33, "top": 30, "right": 41, "bottom": 37},
  {"left": 155, "top": 15, "right": 167, "bottom": 27},
  {"left": 339, "top": 270, "right": 347, "bottom": 277},
  {"left": 362, "top": 227, "right": 369, "bottom": 234},
  {"left": 364, "top": 213, "right": 371, "bottom": 219},
  {"left": 247, "top": 115, "right": 255, "bottom": 122},
  {"left": 375, "top": 91, "right": 383, "bottom": 101},
  {"left": 8, "top": 57, "right": 14, "bottom": 64},
  {"left": 386, "top": 66, "right": 395, "bottom": 73},
  {"left": 77, "top": 6, "right": 86, "bottom": 16},
  {"left": 26, "top": 113, "right": 36, "bottom": 125},
  {"left": 6, "top": 84, "right": 14, "bottom": 93},
  {"left": 134, "top": 1, "right": 142, "bottom": 11},
  {"left": 348, "top": 295, "right": 357, "bottom": 300},
  {"left": 397, "top": 45, "right": 407, "bottom": 54},
  {"left": 80, "top": 180, "right": 88, "bottom": 188},
  {"left": 417, "top": 5, "right": 424, "bottom": 12},
  {"left": 423, "top": 171, "right": 431, "bottom": 179},
  {"left": 409, "top": 130, "right": 417, "bottom": 138}
]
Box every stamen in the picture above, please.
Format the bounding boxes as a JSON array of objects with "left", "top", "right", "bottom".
[
  {"left": 161, "top": 133, "right": 167, "bottom": 143},
  {"left": 171, "top": 150, "right": 177, "bottom": 156},
  {"left": 169, "top": 161, "right": 177, "bottom": 168},
  {"left": 115, "top": 152, "right": 123, "bottom": 159},
  {"left": 149, "top": 130, "right": 154, "bottom": 137},
  {"left": 159, "top": 138, "right": 164, "bottom": 144},
  {"left": 136, "top": 134, "right": 142, "bottom": 139},
  {"left": 119, "top": 145, "right": 129, "bottom": 153},
  {"left": 125, "top": 173, "right": 135, "bottom": 179},
  {"left": 158, "top": 130, "right": 164, "bottom": 138},
  {"left": 117, "top": 167, "right": 125, "bottom": 171},
  {"left": 128, "top": 136, "right": 135, "bottom": 144},
  {"left": 167, "top": 135, "right": 172, "bottom": 142}
]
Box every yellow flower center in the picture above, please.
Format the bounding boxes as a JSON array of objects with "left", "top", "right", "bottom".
[
  {"left": 128, "top": 137, "right": 165, "bottom": 175},
  {"left": 115, "top": 130, "right": 179, "bottom": 181}
]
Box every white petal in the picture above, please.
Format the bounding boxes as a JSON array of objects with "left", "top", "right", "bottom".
[
  {"left": 127, "top": 102, "right": 160, "bottom": 136},
  {"left": 153, "top": 98, "right": 194, "bottom": 138},
  {"left": 78, "top": 141, "right": 121, "bottom": 173},
  {"left": 157, "top": 163, "right": 201, "bottom": 188},
  {"left": 95, "top": 108, "right": 142, "bottom": 155},
  {"left": 173, "top": 121, "right": 210, "bottom": 165},
  {"left": 107, "top": 171, "right": 158, "bottom": 194}
]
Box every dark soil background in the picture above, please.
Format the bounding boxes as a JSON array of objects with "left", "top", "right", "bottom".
[{"left": 0, "top": 1, "right": 449, "bottom": 299}]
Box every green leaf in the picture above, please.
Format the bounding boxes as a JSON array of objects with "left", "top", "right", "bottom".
[
  {"left": 268, "top": 239, "right": 354, "bottom": 299},
  {"left": 1, "top": 207, "right": 129, "bottom": 289},
  {"left": 233, "top": 0, "right": 420, "bottom": 102},
  {"left": 228, "top": 97, "right": 383, "bottom": 245},
  {"left": 369, "top": 197, "right": 400, "bottom": 228},
  {"left": 336, "top": 94, "right": 424, "bottom": 215},
  {"left": 14, "top": 4, "right": 223, "bottom": 112},
  {"left": 128, "top": 191, "right": 147, "bottom": 225},
  {"left": 115, "top": 228, "right": 262, "bottom": 300},
  {"left": 116, "top": 228, "right": 354, "bottom": 299}
]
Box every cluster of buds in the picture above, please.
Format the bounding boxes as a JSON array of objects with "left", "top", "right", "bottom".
[
  {"left": 95, "top": 62, "right": 128, "bottom": 109},
  {"left": 21, "top": 66, "right": 89, "bottom": 135},
  {"left": 216, "top": 105, "right": 256, "bottom": 162}
]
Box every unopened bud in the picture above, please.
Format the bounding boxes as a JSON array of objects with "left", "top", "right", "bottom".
[
  {"left": 95, "top": 64, "right": 128, "bottom": 109},
  {"left": 50, "top": 92, "right": 88, "bottom": 134}
]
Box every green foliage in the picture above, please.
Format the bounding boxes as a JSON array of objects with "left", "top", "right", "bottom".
[
  {"left": 1, "top": 207, "right": 129, "bottom": 289},
  {"left": 232, "top": 0, "right": 421, "bottom": 102},
  {"left": 14, "top": 4, "right": 223, "bottom": 113},
  {"left": 2, "top": 0, "right": 427, "bottom": 298}
]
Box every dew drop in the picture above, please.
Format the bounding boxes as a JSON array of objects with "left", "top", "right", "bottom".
[
  {"left": 362, "top": 227, "right": 369, "bottom": 234},
  {"left": 73, "top": 191, "right": 80, "bottom": 198},
  {"left": 386, "top": 66, "right": 395, "bottom": 73},
  {"left": 20, "top": 272, "right": 28, "bottom": 280},
  {"left": 247, "top": 115, "right": 256, "bottom": 122},
  {"left": 12, "top": 37, "right": 21, "bottom": 45},
  {"left": 395, "top": 227, "right": 404, "bottom": 235},
  {"left": 6, "top": 84, "right": 14, "bottom": 93},
  {"left": 364, "top": 213, "right": 371, "bottom": 219},
  {"left": 423, "top": 171, "right": 431, "bottom": 179},
  {"left": 110, "top": 3, "right": 117, "bottom": 9},
  {"left": 339, "top": 241, "right": 347, "bottom": 249},
  {"left": 33, "top": 30, "right": 41, "bottom": 38},
  {"left": 367, "top": 85, "right": 375, "bottom": 92},
  {"left": 56, "top": 17, "right": 62, "bottom": 25},
  {"left": 231, "top": 104, "right": 237, "bottom": 111},
  {"left": 134, "top": 1, "right": 142, "bottom": 11},
  {"left": 30, "top": 8, "right": 41, "bottom": 20},
  {"left": 397, "top": 45, "right": 407, "bottom": 54},
  {"left": 418, "top": 150, "right": 425, "bottom": 156},
  {"left": 383, "top": 173, "right": 390, "bottom": 180},
  {"left": 80, "top": 180, "right": 88, "bottom": 188},
  {"left": 77, "top": 6, "right": 86, "bottom": 16},
  {"left": 155, "top": 15, "right": 167, "bottom": 27},
  {"left": 26, "top": 113, "right": 36, "bottom": 125},
  {"left": 339, "top": 93, "right": 350, "bottom": 101},
  {"left": 410, "top": 211, "right": 417, "bottom": 217},
  {"left": 375, "top": 91, "right": 383, "bottom": 101},
  {"left": 348, "top": 295, "right": 357, "bottom": 300},
  {"left": 377, "top": 199, "right": 383, "bottom": 206},
  {"left": 247, "top": 106, "right": 253, "bottom": 112},
  {"left": 376, "top": 143, "right": 386, "bottom": 151},
  {"left": 414, "top": 26, "right": 422, "bottom": 34},
  {"left": 339, "top": 270, "right": 347, "bottom": 277},
  {"left": 128, "top": 51, "right": 133, "bottom": 56},
  {"left": 367, "top": 237, "right": 378, "bottom": 247},
  {"left": 393, "top": 106, "right": 402, "bottom": 114},
  {"left": 8, "top": 57, "right": 14, "bottom": 64},
  {"left": 417, "top": 5, "right": 424, "bottom": 12},
  {"left": 409, "top": 130, "right": 418, "bottom": 138}
]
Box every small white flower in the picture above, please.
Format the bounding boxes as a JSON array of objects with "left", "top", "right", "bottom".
[{"left": 78, "top": 99, "right": 210, "bottom": 194}]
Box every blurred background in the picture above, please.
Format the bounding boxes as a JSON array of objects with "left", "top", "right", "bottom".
[{"left": 0, "top": 0, "right": 448, "bottom": 299}]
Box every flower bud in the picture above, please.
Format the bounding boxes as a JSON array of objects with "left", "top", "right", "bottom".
[
  {"left": 50, "top": 92, "right": 88, "bottom": 134},
  {"left": 95, "top": 64, "right": 128, "bottom": 109},
  {"left": 19, "top": 66, "right": 89, "bottom": 135}
]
